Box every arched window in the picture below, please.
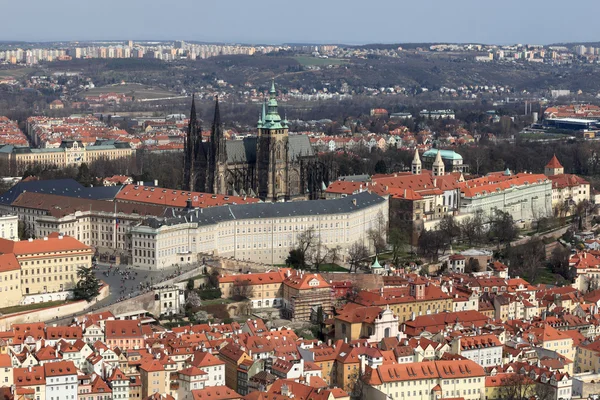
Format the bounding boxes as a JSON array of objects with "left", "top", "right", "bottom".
[{"left": 384, "top": 327, "right": 391, "bottom": 338}]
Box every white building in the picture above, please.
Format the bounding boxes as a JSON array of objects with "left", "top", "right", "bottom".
[
  {"left": 154, "top": 286, "right": 184, "bottom": 316},
  {"left": 450, "top": 335, "right": 503, "bottom": 367},
  {"left": 131, "top": 192, "right": 389, "bottom": 268},
  {"left": 44, "top": 361, "right": 78, "bottom": 400},
  {"left": 0, "top": 214, "right": 18, "bottom": 241},
  {"left": 460, "top": 173, "right": 552, "bottom": 223}
]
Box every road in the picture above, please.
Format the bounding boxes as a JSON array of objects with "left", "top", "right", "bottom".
[{"left": 51, "top": 262, "right": 204, "bottom": 324}]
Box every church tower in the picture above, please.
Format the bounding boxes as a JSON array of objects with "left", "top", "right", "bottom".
[
  {"left": 432, "top": 150, "right": 445, "bottom": 176},
  {"left": 412, "top": 148, "right": 422, "bottom": 175},
  {"left": 207, "top": 96, "right": 228, "bottom": 194},
  {"left": 545, "top": 154, "right": 564, "bottom": 176},
  {"left": 183, "top": 96, "right": 206, "bottom": 192},
  {"left": 256, "top": 80, "right": 289, "bottom": 201}
]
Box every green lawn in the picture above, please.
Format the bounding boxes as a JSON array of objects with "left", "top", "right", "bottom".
[
  {"left": 201, "top": 298, "right": 234, "bottom": 305},
  {"left": 0, "top": 68, "right": 35, "bottom": 79},
  {"left": 293, "top": 56, "right": 348, "bottom": 66},
  {"left": 318, "top": 263, "right": 349, "bottom": 272},
  {"left": 0, "top": 300, "right": 71, "bottom": 315},
  {"left": 519, "top": 132, "right": 572, "bottom": 140},
  {"left": 81, "top": 84, "right": 177, "bottom": 100},
  {"left": 533, "top": 267, "right": 568, "bottom": 286}
]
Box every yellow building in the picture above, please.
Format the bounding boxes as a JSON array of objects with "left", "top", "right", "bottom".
[
  {"left": 139, "top": 359, "right": 167, "bottom": 398},
  {"left": 0, "top": 232, "right": 92, "bottom": 301},
  {"left": 575, "top": 339, "right": 600, "bottom": 373},
  {"left": 0, "top": 140, "right": 134, "bottom": 175},
  {"left": 219, "top": 270, "right": 286, "bottom": 309},
  {"left": 362, "top": 359, "right": 485, "bottom": 400},
  {"left": 0, "top": 254, "right": 22, "bottom": 307},
  {"left": 218, "top": 342, "right": 251, "bottom": 392},
  {"left": 485, "top": 373, "right": 535, "bottom": 400},
  {"left": 302, "top": 344, "right": 338, "bottom": 385},
  {"left": 355, "top": 278, "right": 453, "bottom": 323},
  {"left": 524, "top": 324, "right": 574, "bottom": 362}
]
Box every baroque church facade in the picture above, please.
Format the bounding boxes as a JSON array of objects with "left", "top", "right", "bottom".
[{"left": 183, "top": 81, "right": 333, "bottom": 201}]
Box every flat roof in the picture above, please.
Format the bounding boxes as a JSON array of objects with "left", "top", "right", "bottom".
[{"left": 547, "top": 118, "right": 598, "bottom": 123}]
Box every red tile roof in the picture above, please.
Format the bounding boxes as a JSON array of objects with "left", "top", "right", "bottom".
[
  {"left": 546, "top": 155, "right": 563, "bottom": 169},
  {"left": 116, "top": 184, "right": 260, "bottom": 209}
]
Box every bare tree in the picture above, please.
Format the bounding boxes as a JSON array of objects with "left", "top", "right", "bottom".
[
  {"left": 367, "top": 211, "right": 387, "bottom": 256},
  {"left": 534, "top": 383, "right": 555, "bottom": 400},
  {"left": 498, "top": 373, "right": 534, "bottom": 400},
  {"left": 348, "top": 241, "right": 369, "bottom": 273},
  {"left": 308, "top": 240, "right": 330, "bottom": 271},
  {"left": 231, "top": 279, "right": 254, "bottom": 300}
]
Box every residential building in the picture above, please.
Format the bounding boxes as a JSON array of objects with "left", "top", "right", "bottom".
[
  {"left": 104, "top": 320, "right": 144, "bottom": 350},
  {"left": 281, "top": 272, "right": 333, "bottom": 322},
  {"left": 362, "top": 359, "right": 485, "bottom": 400},
  {"left": 44, "top": 361, "right": 78, "bottom": 400}
]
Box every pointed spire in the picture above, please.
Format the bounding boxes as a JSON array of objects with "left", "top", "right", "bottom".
[
  {"left": 412, "top": 148, "right": 421, "bottom": 163},
  {"left": 433, "top": 149, "right": 443, "bottom": 165},
  {"left": 190, "top": 94, "right": 197, "bottom": 123},
  {"left": 212, "top": 95, "right": 221, "bottom": 128},
  {"left": 261, "top": 101, "right": 266, "bottom": 122},
  {"left": 270, "top": 79, "right": 276, "bottom": 96}
]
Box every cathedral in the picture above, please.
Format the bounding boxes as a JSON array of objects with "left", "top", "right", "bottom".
[{"left": 183, "top": 81, "right": 333, "bottom": 201}]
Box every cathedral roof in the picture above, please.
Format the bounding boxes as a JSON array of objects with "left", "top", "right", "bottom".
[{"left": 225, "top": 135, "right": 314, "bottom": 164}]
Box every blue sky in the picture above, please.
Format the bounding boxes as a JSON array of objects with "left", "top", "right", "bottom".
[{"left": 2, "top": 0, "right": 599, "bottom": 45}]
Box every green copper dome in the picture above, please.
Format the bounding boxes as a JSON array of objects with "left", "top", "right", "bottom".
[
  {"left": 260, "top": 79, "right": 284, "bottom": 130},
  {"left": 371, "top": 257, "right": 382, "bottom": 269}
]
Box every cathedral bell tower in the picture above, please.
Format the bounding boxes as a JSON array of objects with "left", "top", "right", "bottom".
[{"left": 256, "top": 80, "right": 289, "bottom": 201}]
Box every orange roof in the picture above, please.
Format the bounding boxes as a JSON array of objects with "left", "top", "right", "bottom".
[
  {"left": 219, "top": 270, "right": 288, "bottom": 286},
  {"left": 105, "top": 320, "right": 143, "bottom": 339},
  {"left": 43, "top": 361, "right": 76, "bottom": 376},
  {"left": 0, "top": 253, "right": 20, "bottom": 273},
  {"left": 14, "top": 366, "right": 46, "bottom": 386},
  {"left": 363, "top": 359, "right": 484, "bottom": 385},
  {"left": 548, "top": 174, "right": 589, "bottom": 189},
  {"left": 115, "top": 184, "right": 260, "bottom": 209},
  {"left": 0, "top": 233, "right": 91, "bottom": 256},
  {"left": 335, "top": 303, "right": 385, "bottom": 324},
  {"left": 191, "top": 386, "right": 241, "bottom": 400},
  {"left": 546, "top": 154, "right": 563, "bottom": 169},
  {"left": 187, "top": 351, "right": 225, "bottom": 368},
  {"left": 139, "top": 359, "right": 164, "bottom": 372},
  {"left": 283, "top": 272, "right": 331, "bottom": 290}
]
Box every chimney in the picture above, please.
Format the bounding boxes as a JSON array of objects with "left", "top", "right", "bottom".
[{"left": 43, "top": 237, "right": 48, "bottom": 241}]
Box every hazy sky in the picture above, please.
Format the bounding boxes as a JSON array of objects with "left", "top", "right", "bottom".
[{"left": 2, "top": 0, "right": 599, "bottom": 45}]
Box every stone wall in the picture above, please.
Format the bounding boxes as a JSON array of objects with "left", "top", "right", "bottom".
[
  {"left": 95, "top": 291, "right": 158, "bottom": 316},
  {"left": 320, "top": 273, "right": 384, "bottom": 290},
  {"left": 0, "top": 285, "right": 109, "bottom": 330}
]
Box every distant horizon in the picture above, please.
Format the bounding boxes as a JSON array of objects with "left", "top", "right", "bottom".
[
  {"left": 2, "top": 0, "right": 600, "bottom": 46},
  {"left": 1, "top": 38, "right": 600, "bottom": 48}
]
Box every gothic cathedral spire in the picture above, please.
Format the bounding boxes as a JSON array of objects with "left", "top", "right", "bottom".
[
  {"left": 183, "top": 95, "right": 199, "bottom": 191},
  {"left": 208, "top": 96, "right": 228, "bottom": 194}
]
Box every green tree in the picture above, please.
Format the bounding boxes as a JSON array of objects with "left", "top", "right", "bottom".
[
  {"left": 488, "top": 210, "right": 518, "bottom": 248},
  {"left": 73, "top": 266, "right": 102, "bottom": 302},
  {"left": 186, "top": 278, "right": 195, "bottom": 291},
  {"left": 437, "top": 215, "right": 460, "bottom": 246},
  {"left": 76, "top": 163, "right": 94, "bottom": 187},
  {"left": 388, "top": 228, "right": 409, "bottom": 266},
  {"left": 286, "top": 249, "right": 306, "bottom": 269},
  {"left": 374, "top": 159, "right": 387, "bottom": 174}
]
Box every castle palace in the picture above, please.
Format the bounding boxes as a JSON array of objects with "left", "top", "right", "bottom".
[{"left": 183, "top": 81, "right": 333, "bottom": 201}]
